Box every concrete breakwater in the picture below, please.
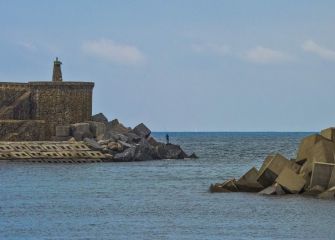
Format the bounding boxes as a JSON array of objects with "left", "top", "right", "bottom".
[
  {"left": 0, "top": 141, "right": 104, "bottom": 163},
  {"left": 0, "top": 113, "right": 197, "bottom": 163},
  {"left": 210, "top": 127, "right": 335, "bottom": 200}
]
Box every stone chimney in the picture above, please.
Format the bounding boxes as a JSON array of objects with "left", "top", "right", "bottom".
[{"left": 52, "top": 57, "right": 62, "bottom": 82}]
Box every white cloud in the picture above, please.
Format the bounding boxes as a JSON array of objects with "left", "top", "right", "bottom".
[
  {"left": 191, "top": 43, "right": 231, "bottom": 56},
  {"left": 302, "top": 40, "right": 335, "bottom": 61},
  {"left": 244, "top": 46, "right": 292, "bottom": 64},
  {"left": 82, "top": 39, "right": 145, "bottom": 65},
  {"left": 17, "top": 41, "right": 37, "bottom": 51}
]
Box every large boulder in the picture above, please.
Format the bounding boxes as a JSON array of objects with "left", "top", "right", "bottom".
[
  {"left": 92, "top": 113, "right": 108, "bottom": 124},
  {"left": 147, "top": 136, "right": 159, "bottom": 146},
  {"left": 156, "top": 143, "right": 188, "bottom": 159},
  {"left": 107, "top": 119, "right": 130, "bottom": 134},
  {"left": 83, "top": 137, "right": 104, "bottom": 151},
  {"left": 113, "top": 146, "right": 136, "bottom": 162},
  {"left": 133, "top": 138, "right": 158, "bottom": 161},
  {"left": 125, "top": 132, "right": 142, "bottom": 144},
  {"left": 70, "top": 123, "right": 93, "bottom": 141},
  {"left": 132, "top": 123, "right": 151, "bottom": 138},
  {"left": 107, "top": 142, "right": 123, "bottom": 152},
  {"left": 99, "top": 130, "right": 128, "bottom": 142}
]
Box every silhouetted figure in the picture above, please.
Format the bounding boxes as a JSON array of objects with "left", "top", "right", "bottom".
[{"left": 166, "top": 134, "right": 170, "bottom": 145}]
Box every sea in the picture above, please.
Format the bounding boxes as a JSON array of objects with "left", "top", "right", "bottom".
[{"left": 1, "top": 132, "right": 335, "bottom": 240}]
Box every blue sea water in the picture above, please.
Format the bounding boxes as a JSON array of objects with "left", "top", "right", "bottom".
[{"left": 1, "top": 132, "right": 335, "bottom": 240}]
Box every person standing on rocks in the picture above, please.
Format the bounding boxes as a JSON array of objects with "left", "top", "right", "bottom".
[{"left": 166, "top": 134, "right": 170, "bottom": 145}]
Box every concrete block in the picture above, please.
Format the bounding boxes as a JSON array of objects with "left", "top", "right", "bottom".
[
  {"left": 303, "top": 185, "right": 325, "bottom": 196},
  {"left": 236, "top": 167, "right": 264, "bottom": 192},
  {"left": 71, "top": 122, "right": 93, "bottom": 141},
  {"left": 275, "top": 167, "right": 306, "bottom": 194},
  {"left": 257, "top": 154, "right": 298, "bottom": 187},
  {"left": 55, "top": 125, "right": 70, "bottom": 137},
  {"left": 258, "top": 155, "right": 274, "bottom": 174},
  {"left": 299, "top": 138, "right": 335, "bottom": 175},
  {"left": 258, "top": 183, "right": 285, "bottom": 195},
  {"left": 209, "top": 179, "right": 239, "bottom": 193},
  {"left": 318, "top": 186, "right": 335, "bottom": 200},
  {"left": 310, "top": 162, "right": 335, "bottom": 189},
  {"left": 87, "top": 121, "right": 106, "bottom": 138},
  {"left": 320, "top": 127, "right": 335, "bottom": 142},
  {"left": 296, "top": 134, "right": 325, "bottom": 162}
]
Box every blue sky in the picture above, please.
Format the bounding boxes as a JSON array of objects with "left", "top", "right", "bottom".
[{"left": 1, "top": 0, "right": 335, "bottom": 131}]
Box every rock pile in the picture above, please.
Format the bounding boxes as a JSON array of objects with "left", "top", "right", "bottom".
[
  {"left": 210, "top": 127, "right": 335, "bottom": 200},
  {"left": 55, "top": 113, "right": 197, "bottom": 162}
]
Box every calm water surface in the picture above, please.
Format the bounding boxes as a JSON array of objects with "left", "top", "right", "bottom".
[{"left": 1, "top": 132, "right": 334, "bottom": 240}]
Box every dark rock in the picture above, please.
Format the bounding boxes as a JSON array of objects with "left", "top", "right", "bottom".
[
  {"left": 132, "top": 123, "right": 151, "bottom": 138},
  {"left": 157, "top": 143, "right": 188, "bottom": 159},
  {"left": 147, "top": 136, "right": 159, "bottom": 146},
  {"left": 188, "top": 153, "right": 198, "bottom": 159},
  {"left": 113, "top": 146, "right": 136, "bottom": 162},
  {"left": 100, "top": 130, "right": 128, "bottom": 142},
  {"left": 118, "top": 140, "right": 132, "bottom": 149},
  {"left": 109, "top": 119, "right": 119, "bottom": 128},
  {"left": 133, "top": 138, "right": 158, "bottom": 161},
  {"left": 92, "top": 113, "right": 108, "bottom": 124},
  {"left": 107, "top": 119, "right": 130, "bottom": 134},
  {"left": 125, "top": 132, "right": 142, "bottom": 144},
  {"left": 83, "top": 137, "right": 103, "bottom": 150}
]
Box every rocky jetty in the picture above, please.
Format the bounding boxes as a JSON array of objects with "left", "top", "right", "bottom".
[
  {"left": 210, "top": 127, "right": 335, "bottom": 200},
  {"left": 56, "top": 113, "right": 197, "bottom": 162}
]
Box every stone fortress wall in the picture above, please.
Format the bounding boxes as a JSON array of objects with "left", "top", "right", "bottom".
[
  {"left": 0, "top": 59, "right": 94, "bottom": 140},
  {"left": 29, "top": 81, "right": 93, "bottom": 138}
]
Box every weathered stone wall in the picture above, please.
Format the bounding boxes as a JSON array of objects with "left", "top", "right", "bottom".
[
  {"left": 29, "top": 82, "right": 94, "bottom": 138},
  {"left": 0, "top": 83, "right": 27, "bottom": 108},
  {"left": 0, "top": 120, "right": 45, "bottom": 141},
  {"left": 0, "top": 83, "right": 31, "bottom": 120},
  {"left": 0, "top": 81, "right": 94, "bottom": 140}
]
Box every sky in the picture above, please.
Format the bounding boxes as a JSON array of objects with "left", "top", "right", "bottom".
[{"left": 0, "top": 0, "right": 335, "bottom": 131}]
